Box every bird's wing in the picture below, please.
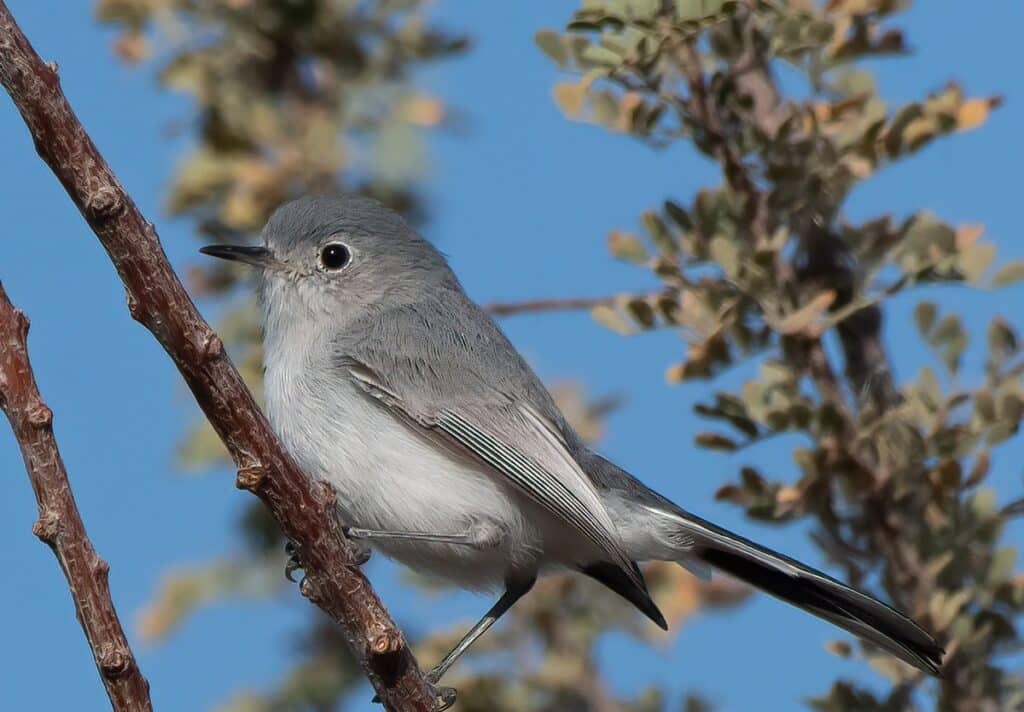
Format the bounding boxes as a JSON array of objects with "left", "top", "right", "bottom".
[
  {"left": 332, "top": 297, "right": 642, "bottom": 589},
  {"left": 343, "top": 358, "right": 643, "bottom": 590}
]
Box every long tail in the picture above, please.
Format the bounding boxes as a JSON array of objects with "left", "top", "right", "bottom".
[{"left": 675, "top": 509, "right": 944, "bottom": 675}]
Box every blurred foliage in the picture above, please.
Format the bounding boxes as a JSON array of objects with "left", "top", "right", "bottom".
[{"left": 536, "top": 0, "right": 1024, "bottom": 710}]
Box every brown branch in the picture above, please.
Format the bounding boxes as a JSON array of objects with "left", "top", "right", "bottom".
[
  {"left": 484, "top": 295, "right": 613, "bottom": 316},
  {"left": 0, "top": 4, "right": 434, "bottom": 710},
  {"left": 677, "top": 41, "right": 758, "bottom": 202},
  {"left": 673, "top": 8, "right": 781, "bottom": 245},
  {"left": 0, "top": 284, "right": 152, "bottom": 712}
]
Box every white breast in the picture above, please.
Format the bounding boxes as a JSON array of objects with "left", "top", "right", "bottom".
[{"left": 262, "top": 323, "right": 543, "bottom": 591}]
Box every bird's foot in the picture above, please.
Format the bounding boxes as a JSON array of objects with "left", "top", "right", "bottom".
[
  {"left": 372, "top": 683, "right": 456, "bottom": 711},
  {"left": 284, "top": 541, "right": 303, "bottom": 583},
  {"left": 340, "top": 527, "right": 373, "bottom": 567},
  {"left": 285, "top": 531, "right": 371, "bottom": 582},
  {"left": 432, "top": 685, "right": 457, "bottom": 711},
  {"left": 423, "top": 667, "right": 457, "bottom": 710}
]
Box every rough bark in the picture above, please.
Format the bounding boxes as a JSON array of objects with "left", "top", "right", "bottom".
[
  {"left": 0, "top": 283, "right": 153, "bottom": 712},
  {"left": 0, "top": 4, "right": 434, "bottom": 709}
]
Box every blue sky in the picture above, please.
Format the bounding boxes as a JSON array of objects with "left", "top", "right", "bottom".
[{"left": 1, "top": 1, "right": 1022, "bottom": 710}]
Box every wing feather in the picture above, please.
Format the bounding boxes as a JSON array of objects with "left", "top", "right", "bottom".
[
  {"left": 344, "top": 358, "right": 641, "bottom": 588},
  {"left": 435, "top": 409, "right": 640, "bottom": 587}
]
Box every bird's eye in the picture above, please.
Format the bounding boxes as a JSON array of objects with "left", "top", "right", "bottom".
[{"left": 318, "top": 242, "right": 351, "bottom": 271}]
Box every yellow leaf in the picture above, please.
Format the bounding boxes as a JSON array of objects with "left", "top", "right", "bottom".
[
  {"left": 955, "top": 223, "right": 984, "bottom": 250},
  {"left": 615, "top": 91, "right": 644, "bottom": 132},
  {"left": 591, "top": 304, "right": 632, "bottom": 335},
  {"left": 553, "top": 81, "right": 586, "bottom": 117},
  {"left": 776, "top": 290, "right": 836, "bottom": 336},
  {"left": 403, "top": 95, "right": 446, "bottom": 127},
  {"left": 956, "top": 97, "right": 993, "bottom": 131},
  {"left": 776, "top": 485, "right": 801, "bottom": 505},
  {"left": 665, "top": 363, "right": 687, "bottom": 383},
  {"left": 113, "top": 31, "right": 148, "bottom": 63}
]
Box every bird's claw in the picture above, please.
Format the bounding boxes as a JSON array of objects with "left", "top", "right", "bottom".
[
  {"left": 349, "top": 541, "right": 372, "bottom": 567},
  {"left": 432, "top": 686, "right": 457, "bottom": 711},
  {"left": 371, "top": 683, "right": 456, "bottom": 711},
  {"left": 340, "top": 527, "right": 373, "bottom": 567},
  {"left": 285, "top": 533, "right": 370, "bottom": 582},
  {"left": 284, "top": 540, "right": 303, "bottom": 583},
  {"left": 424, "top": 668, "right": 457, "bottom": 710}
]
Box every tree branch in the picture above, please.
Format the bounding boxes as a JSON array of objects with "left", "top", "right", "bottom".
[
  {"left": 484, "top": 295, "right": 614, "bottom": 316},
  {"left": 0, "top": 283, "right": 152, "bottom": 712},
  {"left": 0, "top": 4, "right": 433, "bottom": 710}
]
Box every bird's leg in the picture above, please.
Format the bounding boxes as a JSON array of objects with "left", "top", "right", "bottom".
[
  {"left": 289, "top": 518, "right": 500, "bottom": 583},
  {"left": 344, "top": 519, "right": 504, "bottom": 550},
  {"left": 425, "top": 576, "right": 536, "bottom": 684},
  {"left": 371, "top": 577, "right": 535, "bottom": 709}
]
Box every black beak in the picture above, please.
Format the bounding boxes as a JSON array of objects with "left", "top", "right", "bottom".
[{"left": 199, "top": 244, "right": 275, "bottom": 268}]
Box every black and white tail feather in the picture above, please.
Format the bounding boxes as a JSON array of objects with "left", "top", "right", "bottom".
[{"left": 641, "top": 503, "right": 943, "bottom": 675}]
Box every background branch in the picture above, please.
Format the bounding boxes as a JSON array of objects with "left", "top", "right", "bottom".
[
  {"left": 0, "top": 283, "right": 152, "bottom": 712},
  {"left": 484, "top": 295, "right": 614, "bottom": 316},
  {"left": 0, "top": 4, "right": 433, "bottom": 710}
]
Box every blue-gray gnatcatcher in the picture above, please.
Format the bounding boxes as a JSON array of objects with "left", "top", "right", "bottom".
[{"left": 201, "top": 194, "right": 943, "bottom": 691}]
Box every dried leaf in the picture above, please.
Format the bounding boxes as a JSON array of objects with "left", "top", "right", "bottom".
[
  {"left": 956, "top": 97, "right": 998, "bottom": 131},
  {"left": 824, "top": 640, "right": 852, "bottom": 658},
  {"left": 992, "top": 260, "right": 1024, "bottom": 286},
  {"left": 553, "top": 81, "right": 587, "bottom": 117},
  {"left": 776, "top": 291, "right": 836, "bottom": 336}
]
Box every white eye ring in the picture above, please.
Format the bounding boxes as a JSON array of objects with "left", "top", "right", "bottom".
[{"left": 317, "top": 242, "right": 352, "bottom": 272}]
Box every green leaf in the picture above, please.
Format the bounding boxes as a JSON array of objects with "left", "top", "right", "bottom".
[
  {"left": 971, "top": 487, "right": 996, "bottom": 517},
  {"left": 624, "top": 297, "right": 656, "bottom": 328},
  {"left": 740, "top": 466, "right": 767, "bottom": 493},
  {"left": 987, "top": 317, "right": 1017, "bottom": 366},
  {"left": 534, "top": 29, "right": 568, "bottom": 67},
  {"left": 958, "top": 242, "right": 995, "bottom": 282},
  {"left": 642, "top": 210, "right": 677, "bottom": 255},
  {"left": 930, "top": 313, "right": 967, "bottom": 372},
  {"left": 914, "top": 300, "right": 937, "bottom": 337},
  {"left": 917, "top": 366, "right": 941, "bottom": 411},
  {"left": 694, "top": 432, "right": 738, "bottom": 451},
  {"left": 675, "top": 0, "right": 724, "bottom": 21},
  {"left": 607, "top": 229, "right": 648, "bottom": 263},
  {"left": 580, "top": 44, "right": 623, "bottom": 67},
  {"left": 987, "top": 547, "right": 1016, "bottom": 584},
  {"left": 664, "top": 200, "right": 693, "bottom": 231},
  {"left": 709, "top": 235, "right": 740, "bottom": 277},
  {"left": 591, "top": 304, "right": 632, "bottom": 335}
]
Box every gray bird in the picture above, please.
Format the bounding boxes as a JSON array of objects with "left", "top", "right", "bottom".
[{"left": 201, "top": 194, "right": 943, "bottom": 699}]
